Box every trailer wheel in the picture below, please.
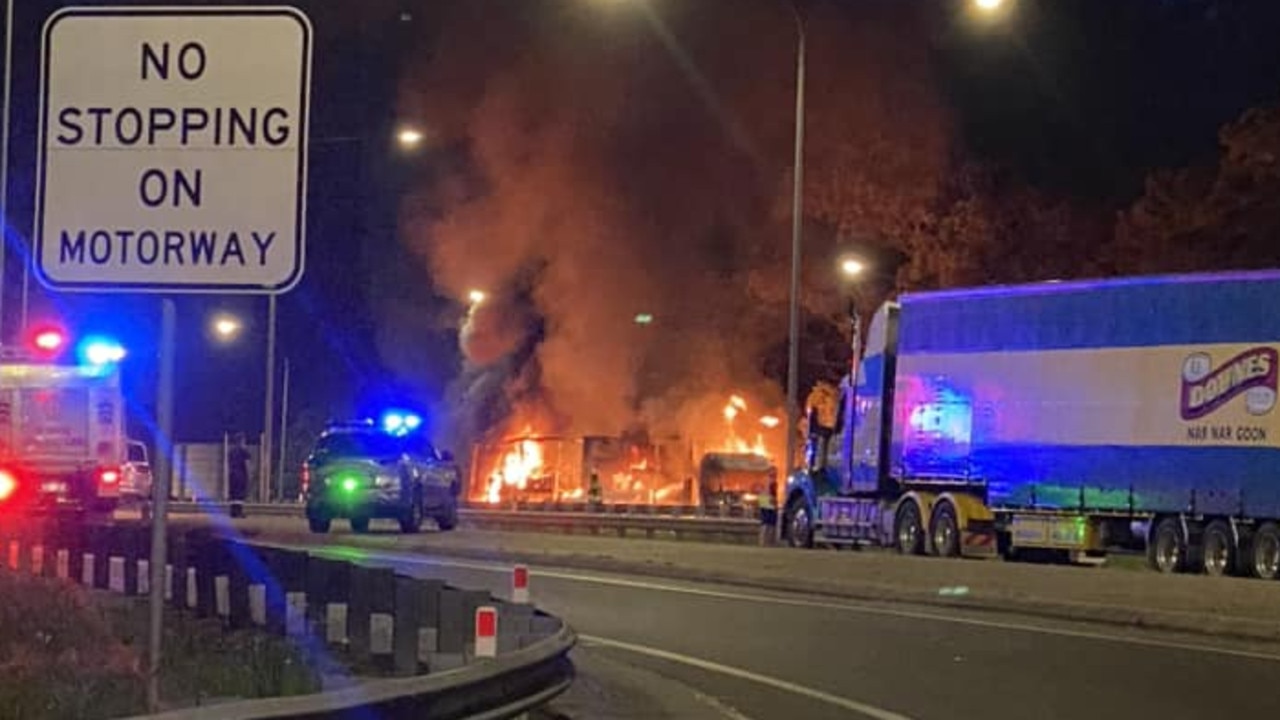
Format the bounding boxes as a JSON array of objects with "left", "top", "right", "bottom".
[
  {"left": 783, "top": 495, "right": 814, "bottom": 549},
  {"left": 930, "top": 502, "right": 961, "bottom": 557},
  {"left": 895, "top": 500, "right": 925, "bottom": 555},
  {"left": 1148, "top": 517, "right": 1187, "bottom": 574},
  {"left": 1249, "top": 522, "right": 1280, "bottom": 580},
  {"left": 1200, "top": 520, "right": 1236, "bottom": 577}
]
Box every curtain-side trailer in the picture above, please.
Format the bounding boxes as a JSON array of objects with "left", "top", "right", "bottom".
[{"left": 783, "top": 270, "right": 1280, "bottom": 579}]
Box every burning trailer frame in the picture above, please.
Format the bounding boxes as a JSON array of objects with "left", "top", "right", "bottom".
[{"left": 469, "top": 434, "right": 778, "bottom": 510}]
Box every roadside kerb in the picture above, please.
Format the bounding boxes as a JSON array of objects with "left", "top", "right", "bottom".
[
  {"left": 162, "top": 503, "right": 1280, "bottom": 642},
  {"left": 199, "top": 515, "right": 1280, "bottom": 646},
  {"left": 396, "top": 541, "right": 1280, "bottom": 643},
  {"left": 0, "top": 517, "right": 576, "bottom": 718}
]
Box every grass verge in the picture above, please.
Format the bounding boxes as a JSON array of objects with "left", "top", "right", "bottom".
[{"left": 0, "top": 569, "right": 321, "bottom": 719}]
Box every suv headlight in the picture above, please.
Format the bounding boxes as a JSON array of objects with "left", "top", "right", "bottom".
[{"left": 374, "top": 473, "right": 399, "bottom": 489}]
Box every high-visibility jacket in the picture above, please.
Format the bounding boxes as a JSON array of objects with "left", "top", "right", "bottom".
[{"left": 758, "top": 491, "right": 776, "bottom": 511}]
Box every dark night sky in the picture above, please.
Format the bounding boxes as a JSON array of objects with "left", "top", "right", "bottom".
[
  {"left": 937, "top": 0, "right": 1280, "bottom": 199},
  {"left": 2, "top": 0, "right": 1278, "bottom": 451}
]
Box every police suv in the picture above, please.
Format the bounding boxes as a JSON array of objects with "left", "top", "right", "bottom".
[{"left": 302, "top": 416, "right": 460, "bottom": 534}]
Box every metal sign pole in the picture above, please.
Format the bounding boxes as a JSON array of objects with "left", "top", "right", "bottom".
[
  {"left": 0, "top": 0, "right": 13, "bottom": 338},
  {"left": 148, "top": 298, "right": 176, "bottom": 711}
]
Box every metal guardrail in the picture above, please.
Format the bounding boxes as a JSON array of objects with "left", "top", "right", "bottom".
[
  {"left": 164, "top": 502, "right": 759, "bottom": 543},
  {"left": 135, "top": 623, "right": 576, "bottom": 720},
  {"left": 2, "top": 516, "right": 576, "bottom": 720}
]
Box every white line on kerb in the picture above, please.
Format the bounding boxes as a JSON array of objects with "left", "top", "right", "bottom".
[
  {"left": 299, "top": 545, "right": 1280, "bottom": 664},
  {"left": 693, "top": 690, "right": 757, "bottom": 720},
  {"left": 580, "top": 634, "right": 913, "bottom": 720}
]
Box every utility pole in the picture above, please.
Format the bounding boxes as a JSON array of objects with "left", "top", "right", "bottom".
[{"left": 784, "top": 1, "right": 808, "bottom": 477}]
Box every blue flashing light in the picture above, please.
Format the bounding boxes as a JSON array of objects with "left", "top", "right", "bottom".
[
  {"left": 380, "top": 410, "right": 422, "bottom": 436},
  {"left": 77, "top": 335, "right": 126, "bottom": 366}
]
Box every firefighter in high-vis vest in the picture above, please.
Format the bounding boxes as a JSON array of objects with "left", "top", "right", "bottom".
[
  {"left": 758, "top": 474, "right": 779, "bottom": 546},
  {"left": 588, "top": 468, "right": 603, "bottom": 508}
]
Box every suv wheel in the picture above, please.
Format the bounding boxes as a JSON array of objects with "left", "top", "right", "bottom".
[
  {"left": 435, "top": 502, "right": 458, "bottom": 531},
  {"left": 308, "top": 515, "right": 331, "bottom": 534}
]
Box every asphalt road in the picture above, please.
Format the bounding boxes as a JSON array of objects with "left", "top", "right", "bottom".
[{"left": 231, "top": 520, "right": 1280, "bottom": 720}]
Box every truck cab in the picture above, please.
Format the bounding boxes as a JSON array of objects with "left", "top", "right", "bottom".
[{"left": 783, "top": 302, "right": 908, "bottom": 549}]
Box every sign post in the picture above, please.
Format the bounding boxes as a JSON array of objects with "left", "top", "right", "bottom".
[{"left": 36, "top": 7, "right": 312, "bottom": 711}]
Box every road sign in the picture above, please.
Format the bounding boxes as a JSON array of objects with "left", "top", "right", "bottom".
[{"left": 35, "top": 6, "right": 312, "bottom": 293}]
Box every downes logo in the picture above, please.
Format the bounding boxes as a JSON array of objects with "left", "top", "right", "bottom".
[{"left": 1180, "top": 348, "right": 1278, "bottom": 421}]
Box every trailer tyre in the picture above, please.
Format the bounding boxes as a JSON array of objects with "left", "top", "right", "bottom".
[
  {"left": 930, "top": 502, "right": 961, "bottom": 558},
  {"left": 1148, "top": 517, "right": 1187, "bottom": 574},
  {"left": 895, "top": 500, "right": 925, "bottom": 555},
  {"left": 1200, "top": 520, "right": 1236, "bottom": 577},
  {"left": 783, "top": 495, "right": 814, "bottom": 549},
  {"left": 1249, "top": 522, "right": 1280, "bottom": 580}
]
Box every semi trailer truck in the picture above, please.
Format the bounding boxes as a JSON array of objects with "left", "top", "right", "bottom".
[{"left": 783, "top": 270, "right": 1280, "bottom": 579}]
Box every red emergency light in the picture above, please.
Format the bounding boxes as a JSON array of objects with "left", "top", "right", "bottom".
[
  {"left": 27, "top": 325, "right": 68, "bottom": 358},
  {"left": 98, "top": 468, "right": 121, "bottom": 485},
  {"left": 0, "top": 469, "right": 18, "bottom": 502}
]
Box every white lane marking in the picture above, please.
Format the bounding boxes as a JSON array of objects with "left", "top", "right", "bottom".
[
  {"left": 581, "top": 634, "right": 912, "bottom": 720},
  {"left": 297, "top": 545, "right": 1280, "bottom": 663},
  {"left": 693, "top": 691, "right": 757, "bottom": 720}
]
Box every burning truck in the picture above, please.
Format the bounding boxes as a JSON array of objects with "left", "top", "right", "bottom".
[{"left": 469, "top": 395, "right": 782, "bottom": 510}]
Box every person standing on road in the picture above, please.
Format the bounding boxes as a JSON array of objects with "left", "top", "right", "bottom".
[
  {"left": 588, "top": 467, "right": 603, "bottom": 509},
  {"left": 758, "top": 477, "right": 778, "bottom": 546},
  {"left": 228, "top": 433, "right": 251, "bottom": 518}
]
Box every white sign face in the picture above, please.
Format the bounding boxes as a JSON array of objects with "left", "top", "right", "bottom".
[{"left": 36, "top": 7, "right": 312, "bottom": 293}]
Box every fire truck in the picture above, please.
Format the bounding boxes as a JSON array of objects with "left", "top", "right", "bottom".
[{"left": 0, "top": 328, "right": 128, "bottom": 518}]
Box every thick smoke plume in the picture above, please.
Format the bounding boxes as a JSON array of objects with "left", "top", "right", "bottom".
[{"left": 396, "top": 0, "right": 950, "bottom": 458}]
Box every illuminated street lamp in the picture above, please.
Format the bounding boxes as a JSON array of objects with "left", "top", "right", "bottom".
[
  {"left": 397, "top": 127, "right": 425, "bottom": 149},
  {"left": 210, "top": 314, "right": 243, "bottom": 342},
  {"left": 839, "top": 257, "right": 866, "bottom": 278},
  {"left": 974, "top": 0, "right": 1004, "bottom": 10},
  {"left": 468, "top": 289, "right": 487, "bottom": 306}
]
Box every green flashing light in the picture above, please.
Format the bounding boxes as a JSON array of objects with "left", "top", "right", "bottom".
[
  {"left": 634, "top": 313, "right": 653, "bottom": 325},
  {"left": 339, "top": 475, "right": 360, "bottom": 493}
]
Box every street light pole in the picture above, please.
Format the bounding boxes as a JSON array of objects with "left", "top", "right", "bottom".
[
  {"left": 784, "top": 2, "right": 807, "bottom": 476},
  {"left": 261, "top": 294, "right": 277, "bottom": 502},
  {"left": 276, "top": 356, "right": 290, "bottom": 501}
]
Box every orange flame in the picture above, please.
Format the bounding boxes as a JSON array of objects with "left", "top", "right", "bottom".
[
  {"left": 485, "top": 429, "right": 545, "bottom": 504},
  {"left": 717, "top": 394, "right": 775, "bottom": 458}
]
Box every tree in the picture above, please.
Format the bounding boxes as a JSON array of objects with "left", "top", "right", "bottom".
[{"left": 1110, "top": 104, "right": 1280, "bottom": 274}]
